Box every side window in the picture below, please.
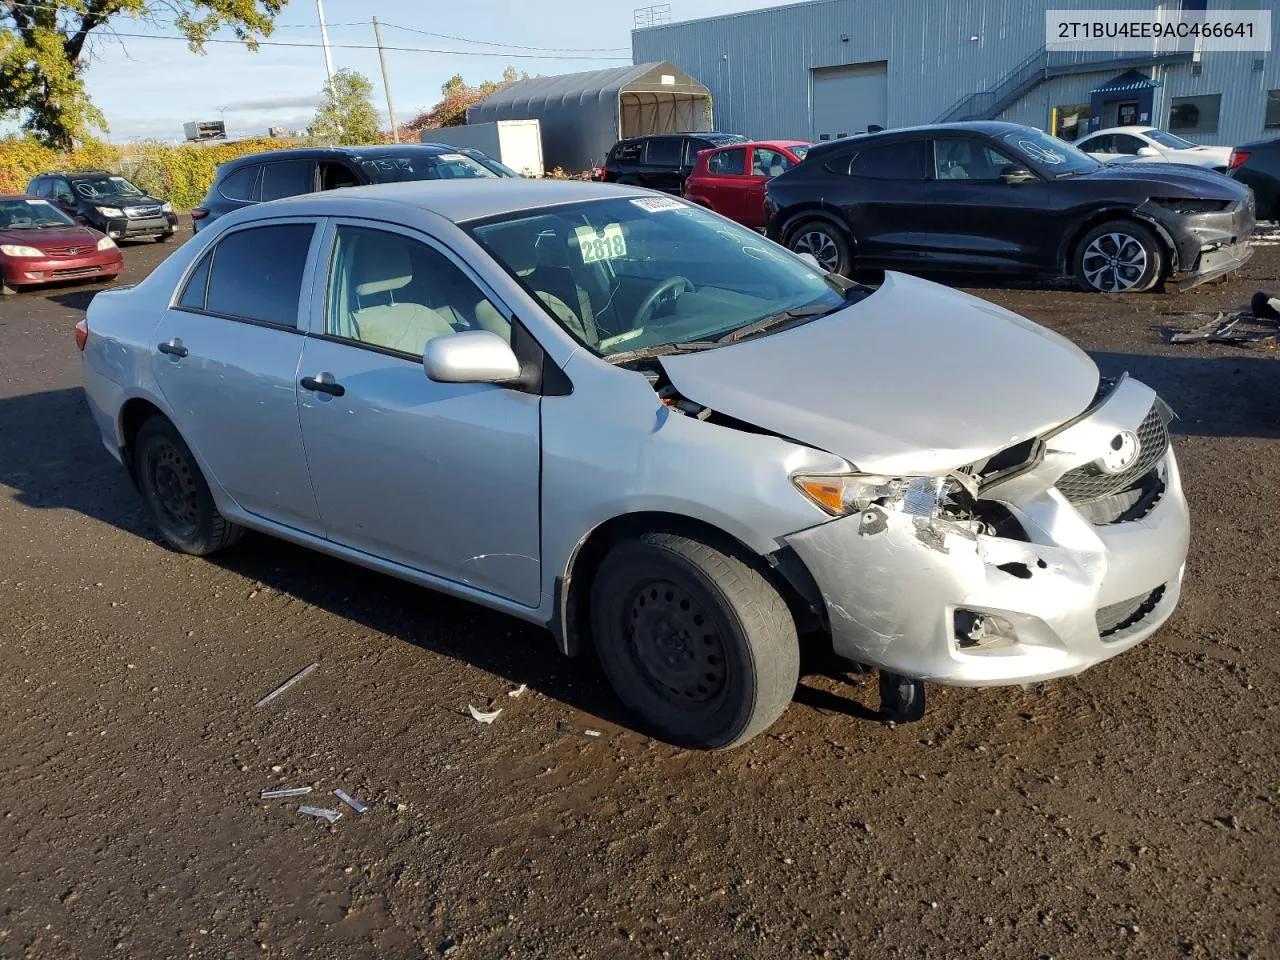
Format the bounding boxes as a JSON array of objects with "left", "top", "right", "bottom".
[
  {"left": 27, "top": 179, "right": 47, "bottom": 197},
  {"left": 848, "top": 140, "right": 929, "bottom": 180},
  {"left": 51, "top": 179, "right": 75, "bottom": 202},
  {"left": 644, "top": 138, "right": 682, "bottom": 166},
  {"left": 178, "top": 251, "right": 213, "bottom": 310},
  {"left": 259, "top": 160, "right": 316, "bottom": 202},
  {"left": 932, "top": 139, "right": 1016, "bottom": 181},
  {"left": 205, "top": 223, "right": 315, "bottom": 326},
  {"left": 1112, "top": 134, "right": 1145, "bottom": 155},
  {"left": 708, "top": 148, "right": 747, "bottom": 175},
  {"left": 219, "top": 164, "right": 260, "bottom": 202},
  {"left": 613, "top": 142, "right": 643, "bottom": 163},
  {"left": 752, "top": 148, "right": 793, "bottom": 177},
  {"left": 320, "top": 161, "right": 361, "bottom": 190},
  {"left": 325, "top": 226, "right": 510, "bottom": 358}
]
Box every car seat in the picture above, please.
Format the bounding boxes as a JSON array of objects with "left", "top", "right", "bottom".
[{"left": 344, "top": 232, "right": 456, "bottom": 355}]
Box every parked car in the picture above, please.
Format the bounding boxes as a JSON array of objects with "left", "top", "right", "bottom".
[
  {"left": 421, "top": 142, "right": 524, "bottom": 178},
  {"left": 0, "top": 194, "right": 121, "bottom": 295},
  {"left": 192, "top": 144, "right": 517, "bottom": 232},
  {"left": 683, "top": 140, "right": 810, "bottom": 228},
  {"left": 597, "top": 132, "right": 750, "bottom": 194},
  {"left": 25, "top": 169, "right": 178, "bottom": 243},
  {"left": 765, "top": 121, "right": 1254, "bottom": 293},
  {"left": 1074, "top": 126, "right": 1233, "bottom": 172},
  {"left": 78, "top": 179, "right": 1189, "bottom": 748},
  {"left": 1227, "top": 136, "right": 1280, "bottom": 222}
]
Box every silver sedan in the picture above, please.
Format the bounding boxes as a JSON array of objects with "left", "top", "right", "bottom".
[{"left": 77, "top": 179, "right": 1190, "bottom": 748}]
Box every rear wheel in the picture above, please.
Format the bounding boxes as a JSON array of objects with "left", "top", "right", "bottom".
[
  {"left": 590, "top": 532, "right": 799, "bottom": 749},
  {"left": 786, "top": 219, "right": 852, "bottom": 276},
  {"left": 1073, "top": 220, "right": 1163, "bottom": 293},
  {"left": 134, "top": 416, "right": 242, "bottom": 555},
  {"left": 156, "top": 233, "right": 172, "bottom": 243}
]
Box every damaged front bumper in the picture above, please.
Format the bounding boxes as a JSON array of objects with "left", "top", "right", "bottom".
[
  {"left": 784, "top": 376, "right": 1189, "bottom": 687},
  {"left": 1142, "top": 195, "right": 1255, "bottom": 291}
]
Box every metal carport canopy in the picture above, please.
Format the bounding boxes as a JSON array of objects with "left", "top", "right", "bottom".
[{"left": 466, "top": 61, "right": 711, "bottom": 173}]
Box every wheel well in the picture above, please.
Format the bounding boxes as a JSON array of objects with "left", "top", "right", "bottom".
[
  {"left": 779, "top": 209, "right": 849, "bottom": 247},
  {"left": 118, "top": 398, "right": 166, "bottom": 483},
  {"left": 1060, "top": 212, "right": 1175, "bottom": 276},
  {"left": 555, "top": 511, "right": 825, "bottom": 657}
]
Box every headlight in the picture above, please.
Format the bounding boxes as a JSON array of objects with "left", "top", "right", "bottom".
[
  {"left": 97, "top": 206, "right": 124, "bottom": 217},
  {"left": 0, "top": 244, "right": 44, "bottom": 257},
  {"left": 97, "top": 236, "right": 116, "bottom": 251},
  {"left": 161, "top": 202, "right": 173, "bottom": 213},
  {"left": 792, "top": 473, "right": 968, "bottom": 519},
  {"left": 1149, "top": 197, "right": 1230, "bottom": 215}
]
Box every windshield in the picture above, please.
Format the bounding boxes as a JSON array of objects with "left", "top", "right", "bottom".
[
  {"left": 470, "top": 197, "right": 845, "bottom": 358},
  {"left": 999, "top": 129, "right": 1100, "bottom": 177},
  {"left": 72, "top": 175, "right": 144, "bottom": 199},
  {"left": 0, "top": 198, "right": 76, "bottom": 229},
  {"left": 469, "top": 153, "right": 522, "bottom": 177},
  {"left": 356, "top": 152, "right": 499, "bottom": 183},
  {"left": 1143, "top": 129, "right": 1197, "bottom": 150}
]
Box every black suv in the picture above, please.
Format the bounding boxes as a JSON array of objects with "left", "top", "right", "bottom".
[
  {"left": 598, "top": 132, "right": 749, "bottom": 194},
  {"left": 26, "top": 169, "right": 178, "bottom": 243},
  {"left": 192, "top": 144, "right": 515, "bottom": 232}
]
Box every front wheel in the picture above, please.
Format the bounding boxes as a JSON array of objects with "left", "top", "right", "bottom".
[
  {"left": 786, "top": 219, "right": 852, "bottom": 276},
  {"left": 590, "top": 532, "right": 800, "bottom": 749},
  {"left": 1073, "top": 220, "right": 1163, "bottom": 293}
]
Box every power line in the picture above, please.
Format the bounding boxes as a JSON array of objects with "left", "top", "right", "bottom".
[{"left": 384, "top": 22, "right": 630, "bottom": 52}]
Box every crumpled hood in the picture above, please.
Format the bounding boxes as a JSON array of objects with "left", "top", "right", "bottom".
[
  {"left": 1085, "top": 161, "right": 1245, "bottom": 198},
  {"left": 658, "top": 272, "right": 1100, "bottom": 475},
  {"left": 0, "top": 224, "right": 102, "bottom": 248}
]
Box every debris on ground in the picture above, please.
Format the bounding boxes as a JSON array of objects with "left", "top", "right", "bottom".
[
  {"left": 254, "top": 662, "right": 319, "bottom": 708},
  {"left": 334, "top": 788, "right": 367, "bottom": 814},
  {"left": 468, "top": 704, "right": 502, "bottom": 724},
  {"left": 508, "top": 684, "right": 528, "bottom": 698},
  {"left": 1169, "top": 292, "right": 1280, "bottom": 346},
  {"left": 260, "top": 786, "right": 312, "bottom": 799},
  {"left": 583, "top": 729, "right": 603, "bottom": 738},
  {"left": 298, "top": 805, "right": 342, "bottom": 825}
]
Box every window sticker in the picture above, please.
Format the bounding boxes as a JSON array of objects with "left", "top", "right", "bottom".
[
  {"left": 598, "top": 328, "right": 644, "bottom": 350},
  {"left": 630, "top": 196, "right": 684, "bottom": 213},
  {"left": 436, "top": 153, "right": 466, "bottom": 161},
  {"left": 1017, "top": 139, "right": 1065, "bottom": 165},
  {"left": 26, "top": 198, "right": 52, "bottom": 206},
  {"left": 575, "top": 223, "right": 627, "bottom": 264}
]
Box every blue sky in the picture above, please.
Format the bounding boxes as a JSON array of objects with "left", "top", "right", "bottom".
[{"left": 67, "top": 0, "right": 793, "bottom": 142}]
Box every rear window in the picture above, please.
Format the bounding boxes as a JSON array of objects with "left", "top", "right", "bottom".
[
  {"left": 260, "top": 160, "right": 316, "bottom": 202},
  {"left": 204, "top": 224, "right": 315, "bottom": 326},
  {"left": 848, "top": 141, "right": 929, "bottom": 180},
  {"left": 612, "top": 141, "right": 643, "bottom": 163},
  {"left": 219, "top": 164, "right": 260, "bottom": 202}
]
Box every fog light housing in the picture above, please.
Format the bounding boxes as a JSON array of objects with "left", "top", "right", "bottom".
[{"left": 955, "top": 609, "right": 1018, "bottom": 650}]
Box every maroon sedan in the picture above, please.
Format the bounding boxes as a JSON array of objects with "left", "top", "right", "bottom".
[
  {"left": 0, "top": 194, "right": 122, "bottom": 295},
  {"left": 683, "top": 140, "right": 810, "bottom": 229}
]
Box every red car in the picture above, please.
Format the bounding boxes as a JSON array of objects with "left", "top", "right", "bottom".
[
  {"left": 0, "top": 193, "right": 123, "bottom": 295},
  {"left": 683, "top": 140, "right": 810, "bottom": 229}
]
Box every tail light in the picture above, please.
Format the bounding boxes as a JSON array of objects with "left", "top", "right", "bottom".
[
  {"left": 191, "top": 207, "right": 209, "bottom": 220},
  {"left": 74, "top": 319, "right": 88, "bottom": 352},
  {"left": 1227, "top": 149, "right": 1250, "bottom": 171}
]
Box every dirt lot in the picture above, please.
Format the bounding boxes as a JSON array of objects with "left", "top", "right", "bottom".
[{"left": 1, "top": 228, "right": 1278, "bottom": 960}]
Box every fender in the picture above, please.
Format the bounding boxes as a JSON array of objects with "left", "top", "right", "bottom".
[
  {"left": 1055, "top": 206, "right": 1179, "bottom": 275},
  {"left": 776, "top": 205, "right": 850, "bottom": 245}
]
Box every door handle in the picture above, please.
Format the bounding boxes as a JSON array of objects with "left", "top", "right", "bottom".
[
  {"left": 300, "top": 375, "right": 345, "bottom": 397},
  {"left": 157, "top": 339, "right": 188, "bottom": 358}
]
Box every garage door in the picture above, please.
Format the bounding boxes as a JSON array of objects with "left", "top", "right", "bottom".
[{"left": 811, "top": 61, "right": 888, "bottom": 142}]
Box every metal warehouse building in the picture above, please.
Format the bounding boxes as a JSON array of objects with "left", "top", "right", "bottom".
[{"left": 631, "top": 0, "right": 1280, "bottom": 148}]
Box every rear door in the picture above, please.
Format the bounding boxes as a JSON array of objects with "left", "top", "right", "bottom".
[
  {"left": 150, "top": 219, "right": 324, "bottom": 534},
  {"left": 835, "top": 138, "right": 932, "bottom": 267},
  {"left": 705, "top": 147, "right": 750, "bottom": 221},
  {"left": 641, "top": 137, "right": 686, "bottom": 193},
  {"left": 742, "top": 147, "right": 797, "bottom": 228}
]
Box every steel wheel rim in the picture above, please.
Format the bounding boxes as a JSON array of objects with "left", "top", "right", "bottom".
[
  {"left": 148, "top": 441, "right": 200, "bottom": 535},
  {"left": 1082, "top": 232, "right": 1147, "bottom": 292},
  {"left": 627, "top": 579, "right": 728, "bottom": 706},
  {"left": 793, "top": 229, "right": 840, "bottom": 272}
]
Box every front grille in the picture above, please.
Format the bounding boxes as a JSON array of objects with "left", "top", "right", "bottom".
[
  {"left": 125, "top": 205, "right": 163, "bottom": 219},
  {"left": 1056, "top": 403, "right": 1169, "bottom": 507},
  {"left": 42, "top": 245, "right": 91, "bottom": 258},
  {"left": 1097, "top": 585, "right": 1166, "bottom": 639},
  {"left": 50, "top": 266, "right": 102, "bottom": 278}
]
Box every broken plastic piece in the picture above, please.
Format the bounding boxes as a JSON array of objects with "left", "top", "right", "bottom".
[
  {"left": 583, "top": 729, "right": 603, "bottom": 738},
  {"left": 468, "top": 704, "right": 502, "bottom": 724},
  {"left": 333, "top": 789, "right": 367, "bottom": 814},
  {"left": 260, "top": 786, "right": 312, "bottom": 799},
  {"left": 1251, "top": 290, "right": 1280, "bottom": 322},
  {"left": 878, "top": 671, "right": 926, "bottom": 724},
  {"left": 254, "top": 662, "right": 318, "bottom": 708},
  {"left": 508, "top": 683, "right": 528, "bottom": 698},
  {"left": 298, "top": 805, "right": 341, "bottom": 824}
]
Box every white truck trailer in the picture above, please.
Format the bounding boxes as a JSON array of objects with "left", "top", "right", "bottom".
[{"left": 421, "top": 119, "right": 544, "bottom": 177}]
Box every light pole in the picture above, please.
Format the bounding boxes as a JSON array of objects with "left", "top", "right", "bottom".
[{"left": 316, "top": 0, "right": 334, "bottom": 82}]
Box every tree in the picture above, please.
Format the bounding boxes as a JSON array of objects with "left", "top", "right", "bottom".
[
  {"left": 1, "top": 0, "right": 288, "bottom": 149},
  {"left": 310, "top": 68, "right": 379, "bottom": 146},
  {"left": 402, "top": 67, "right": 529, "bottom": 135}
]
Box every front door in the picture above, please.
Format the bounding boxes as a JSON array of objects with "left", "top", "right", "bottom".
[
  {"left": 295, "top": 221, "right": 542, "bottom": 606},
  {"left": 1117, "top": 100, "right": 1139, "bottom": 126},
  {"left": 743, "top": 147, "right": 797, "bottom": 228},
  {"left": 150, "top": 219, "right": 324, "bottom": 534}
]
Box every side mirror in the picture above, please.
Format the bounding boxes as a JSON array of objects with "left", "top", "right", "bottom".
[
  {"left": 796, "top": 251, "right": 826, "bottom": 272},
  {"left": 425, "top": 330, "right": 522, "bottom": 384},
  {"left": 1136, "top": 146, "right": 1161, "bottom": 158},
  {"left": 999, "top": 165, "right": 1037, "bottom": 185}
]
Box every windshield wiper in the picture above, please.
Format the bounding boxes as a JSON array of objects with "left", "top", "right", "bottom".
[
  {"left": 605, "top": 340, "right": 719, "bottom": 365},
  {"left": 717, "top": 302, "right": 836, "bottom": 345}
]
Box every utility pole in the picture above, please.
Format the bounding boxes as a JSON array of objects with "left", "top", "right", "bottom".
[
  {"left": 316, "top": 0, "right": 334, "bottom": 83},
  {"left": 372, "top": 16, "right": 399, "bottom": 142}
]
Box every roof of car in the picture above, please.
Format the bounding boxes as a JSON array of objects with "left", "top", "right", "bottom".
[
  {"left": 32, "top": 169, "right": 114, "bottom": 179},
  {"left": 250, "top": 178, "right": 656, "bottom": 224},
  {"left": 0, "top": 193, "right": 35, "bottom": 200},
  {"left": 804, "top": 120, "right": 1035, "bottom": 156},
  {"left": 1082, "top": 126, "right": 1156, "bottom": 135},
  {"left": 220, "top": 143, "right": 456, "bottom": 169},
  {"left": 703, "top": 139, "right": 809, "bottom": 151}
]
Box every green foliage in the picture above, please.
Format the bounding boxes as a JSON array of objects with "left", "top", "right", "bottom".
[
  {"left": 310, "top": 68, "right": 381, "bottom": 145},
  {"left": 1, "top": 0, "right": 288, "bottom": 149},
  {"left": 403, "top": 67, "right": 530, "bottom": 134}
]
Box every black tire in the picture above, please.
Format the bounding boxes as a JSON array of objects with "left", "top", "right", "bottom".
[
  {"left": 616, "top": 175, "right": 641, "bottom": 186},
  {"left": 590, "top": 532, "right": 799, "bottom": 750},
  {"left": 785, "top": 218, "right": 853, "bottom": 276},
  {"left": 1073, "top": 219, "right": 1163, "bottom": 294},
  {"left": 157, "top": 233, "right": 172, "bottom": 243},
  {"left": 134, "top": 416, "right": 242, "bottom": 555}
]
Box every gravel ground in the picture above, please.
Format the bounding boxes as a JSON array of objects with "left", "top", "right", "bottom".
[{"left": 1, "top": 227, "right": 1277, "bottom": 959}]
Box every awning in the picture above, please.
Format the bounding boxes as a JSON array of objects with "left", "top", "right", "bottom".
[{"left": 1091, "top": 70, "right": 1161, "bottom": 96}]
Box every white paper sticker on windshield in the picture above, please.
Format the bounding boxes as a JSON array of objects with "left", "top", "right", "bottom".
[
  {"left": 575, "top": 223, "right": 627, "bottom": 264},
  {"left": 26, "top": 198, "right": 52, "bottom": 206},
  {"left": 436, "top": 153, "right": 466, "bottom": 161},
  {"left": 630, "top": 196, "right": 683, "bottom": 213}
]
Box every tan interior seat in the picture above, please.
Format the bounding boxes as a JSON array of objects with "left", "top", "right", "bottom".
[{"left": 348, "top": 233, "right": 456, "bottom": 355}]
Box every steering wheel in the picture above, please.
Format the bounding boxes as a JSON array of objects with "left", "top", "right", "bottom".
[{"left": 633, "top": 276, "right": 694, "bottom": 329}]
